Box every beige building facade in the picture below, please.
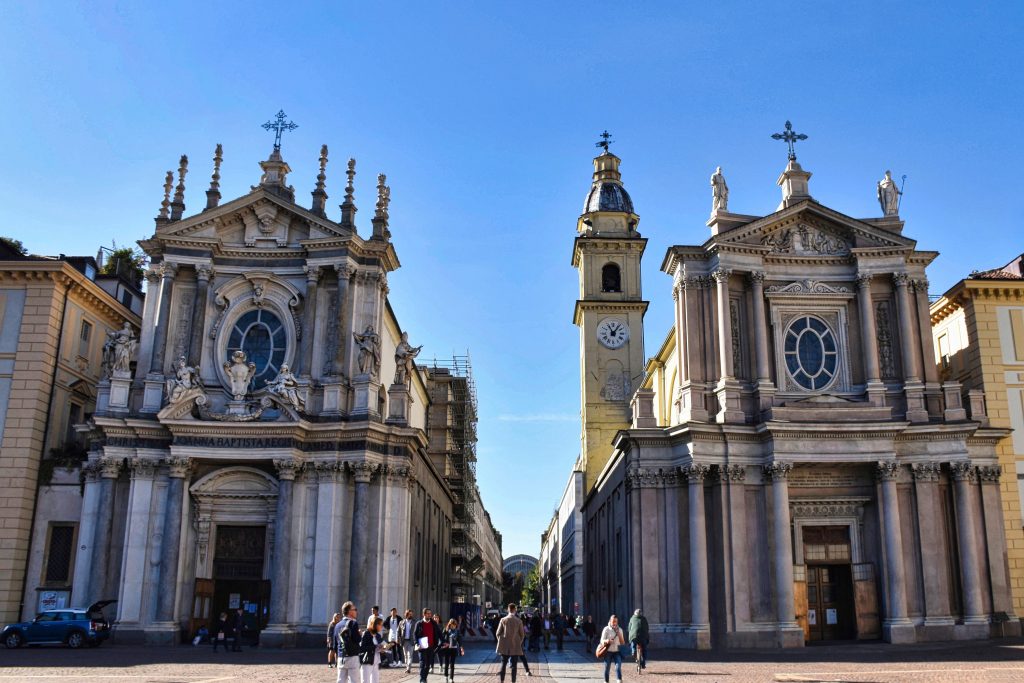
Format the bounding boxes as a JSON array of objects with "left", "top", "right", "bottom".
[
  {"left": 930, "top": 253, "right": 1024, "bottom": 615},
  {"left": 0, "top": 247, "right": 141, "bottom": 623}
]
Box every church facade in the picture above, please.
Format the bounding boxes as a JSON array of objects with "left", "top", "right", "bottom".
[
  {"left": 55, "top": 135, "right": 471, "bottom": 645},
  {"left": 574, "top": 137, "right": 1021, "bottom": 648}
]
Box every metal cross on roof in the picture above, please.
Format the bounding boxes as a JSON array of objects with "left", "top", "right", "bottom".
[
  {"left": 595, "top": 130, "right": 613, "bottom": 153},
  {"left": 771, "top": 120, "right": 808, "bottom": 161},
  {"left": 262, "top": 110, "right": 298, "bottom": 151}
]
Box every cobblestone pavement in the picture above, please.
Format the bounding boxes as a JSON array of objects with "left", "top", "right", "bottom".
[{"left": 1, "top": 639, "right": 1024, "bottom": 682}]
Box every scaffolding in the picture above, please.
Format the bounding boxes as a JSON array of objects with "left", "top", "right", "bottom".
[{"left": 426, "top": 354, "right": 481, "bottom": 600}]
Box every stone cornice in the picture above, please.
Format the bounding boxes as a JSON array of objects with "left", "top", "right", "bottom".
[
  {"left": 0, "top": 261, "right": 140, "bottom": 328},
  {"left": 572, "top": 299, "right": 649, "bottom": 325}
]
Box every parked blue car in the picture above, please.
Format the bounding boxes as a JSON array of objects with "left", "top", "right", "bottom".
[{"left": 2, "top": 600, "right": 115, "bottom": 649}]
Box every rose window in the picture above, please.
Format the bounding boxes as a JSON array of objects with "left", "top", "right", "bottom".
[
  {"left": 784, "top": 315, "right": 838, "bottom": 391},
  {"left": 227, "top": 309, "right": 286, "bottom": 389}
]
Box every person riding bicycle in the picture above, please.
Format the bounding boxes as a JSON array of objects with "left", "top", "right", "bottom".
[{"left": 627, "top": 609, "right": 649, "bottom": 672}]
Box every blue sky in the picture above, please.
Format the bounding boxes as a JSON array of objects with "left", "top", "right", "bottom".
[{"left": 2, "top": 2, "right": 1022, "bottom": 557}]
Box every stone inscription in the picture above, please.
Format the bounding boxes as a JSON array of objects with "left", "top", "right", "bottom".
[{"left": 788, "top": 470, "right": 869, "bottom": 488}]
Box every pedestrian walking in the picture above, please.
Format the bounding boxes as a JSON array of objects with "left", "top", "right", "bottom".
[
  {"left": 431, "top": 613, "right": 443, "bottom": 673},
  {"left": 230, "top": 607, "right": 245, "bottom": 651},
  {"left": 582, "top": 615, "right": 597, "bottom": 653},
  {"left": 554, "top": 613, "right": 565, "bottom": 651},
  {"left": 360, "top": 617, "right": 385, "bottom": 683},
  {"left": 336, "top": 602, "right": 362, "bottom": 683},
  {"left": 439, "top": 618, "right": 464, "bottom": 683},
  {"left": 528, "top": 613, "right": 542, "bottom": 652},
  {"left": 212, "top": 612, "right": 229, "bottom": 653},
  {"left": 515, "top": 610, "right": 533, "bottom": 678},
  {"left": 399, "top": 609, "right": 416, "bottom": 674},
  {"left": 385, "top": 608, "right": 402, "bottom": 667},
  {"left": 496, "top": 603, "right": 525, "bottom": 683},
  {"left": 627, "top": 609, "right": 649, "bottom": 672},
  {"left": 414, "top": 608, "right": 441, "bottom": 683},
  {"left": 598, "top": 615, "right": 626, "bottom": 683},
  {"left": 327, "top": 612, "right": 342, "bottom": 668}
]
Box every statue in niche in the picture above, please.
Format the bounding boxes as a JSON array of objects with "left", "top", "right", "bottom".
[
  {"left": 223, "top": 350, "right": 256, "bottom": 400},
  {"left": 105, "top": 322, "right": 137, "bottom": 378},
  {"left": 710, "top": 166, "right": 729, "bottom": 213},
  {"left": 393, "top": 332, "right": 423, "bottom": 386},
  {"left": 354, "top": 325, "right": 381, "bottom": 377},
  {"left": 266, "top": 364, "right": 304, "bottom": 411},
  {"left": 166, "top": 356, "right": 201, "bottom": 403},
  {"left": 876, "top": 170, "right": 901, "bottom": 216}
]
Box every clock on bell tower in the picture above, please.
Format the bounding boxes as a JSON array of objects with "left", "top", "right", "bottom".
[{"left": 572, "top": 144, "right": 648, "bottom": 492}]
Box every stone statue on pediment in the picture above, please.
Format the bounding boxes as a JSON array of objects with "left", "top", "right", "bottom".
[
  {"left": 710, "top": 166, "right": 729, "bottom": 213},
  {"left": 166, "top": 356, "right": 201, "bottom": 403},
  {"left": 394, "top": 332, "right": 423, "bottom": 386},
  {"left": 223, "top": 350, "right": 256, "bottom": 400},
  {"left": 266, "top": 363, "right": 304, "bottom": 411},
  {"left": 105, "top": 322, "right": 137, "bottom": 379},
  {"left": 354, "top": 325, "right": 381, "bottom": 378},
  {"left": 876, "top": 170, "right": 901, "bottom": 216}
]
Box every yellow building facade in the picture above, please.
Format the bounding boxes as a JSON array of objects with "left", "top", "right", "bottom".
[{"left": 931, "top": 253, "right": 1024, "bottom": 615}]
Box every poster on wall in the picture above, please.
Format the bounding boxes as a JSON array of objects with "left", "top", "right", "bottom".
[
  {"left": 808, "top": 609, "right": 817, "bottom": 625},
  {"left": 229, "top": 593, "right": 241, "bottom": 609},
  {"left": 38, "top": 590, "right": 69, "bottom": 612},
  {"left": 826, "top": 608, "right": 838, "bottom": 625}
]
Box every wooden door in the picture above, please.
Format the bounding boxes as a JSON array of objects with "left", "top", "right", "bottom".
[
  {"left": 190, "top": 578, "right": 214, "bottom": 638},
  {"left": 806, "top": 565, "right": 855, "bottom": 641}
]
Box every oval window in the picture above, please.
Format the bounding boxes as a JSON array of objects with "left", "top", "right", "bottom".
[
  {"left": 226, "top": 309, "right": 286, "bottom": 389},
  {"left": 783, "top": 315, "right": 838, "bottom": 390}
]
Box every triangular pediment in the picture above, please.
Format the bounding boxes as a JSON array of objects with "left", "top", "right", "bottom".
[
  {"left": 714, "top": 201, "right": 914, "bottom": 255},
  {"left": 153, "top": 188, "right": 353, "bottom": 247}
]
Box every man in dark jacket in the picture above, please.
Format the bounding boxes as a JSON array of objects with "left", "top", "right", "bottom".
[
  {"left": 413, "top": 608, "right": 441, "bottom": 683},
  {"left": 336, "top": 602, "right": 362, "bottom": 683},
  {"left": 628, "top": 609, "right": 650, "bottom": 670},
  {"left": 230, "top": 608, "right": 245, "bottom": 651}
]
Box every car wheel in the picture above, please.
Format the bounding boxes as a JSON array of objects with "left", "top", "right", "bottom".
[
  {"left": 4, "top": 632, "right": 23, "bottom": 649},
  {"left": 66, "top": 631, "right": 85, "bottom": 649}
]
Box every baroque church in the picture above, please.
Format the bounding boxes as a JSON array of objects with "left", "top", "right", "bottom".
[
  {"left": 572, "top": 128, "right": 1021, "bottom": 648},
  {"left": 53, "top": 122, "right": 481, "bottom": 645}
]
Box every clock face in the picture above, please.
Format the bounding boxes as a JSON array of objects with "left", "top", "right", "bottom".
[{"left": 597, "top": 318, "right": 630, "bottom": 349}]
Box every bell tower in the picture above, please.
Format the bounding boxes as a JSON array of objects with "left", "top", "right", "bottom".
[{"left": 572, "top": 144, "right": 648, "bottom": 491}]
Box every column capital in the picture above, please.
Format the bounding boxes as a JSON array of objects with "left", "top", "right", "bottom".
[
  {"left": 748, "top": 270, "right": 766, "bottom": 285},
  {"left": 314, "top": 461, "right": 344, "bottom": 483},
  {"left": 911, "top": 278, "right": 929, "bottom": 292},
  {"left": 145, "top": 268, "right": 163, "bottom": 285},
  {"left": 977, "top": 464, "right": 1002, "bottom": 483},
  {"left": 763, "top": 462, "right": 792, "bottom": 481},
  {"left": 911, "top": 462, "right": 941, "bottom": 482},
  {"left": 160, "top": 262, "right": 179, "bottom": 278},
  {"left": 334, "top": 262, "right": 353, "bottom": 279},
  {"left": 856, "top": 272, "right": 873, "bottom": 289},
  {"left": 273, "top": 458, "right": 301, "bottom": 481},
  {"left": 681, "top": 463, "right": 711, "bottom": 482},
  {"left": 129, "top": 457, "right": 158, "bottom": 480},
  {"left": 892, "top": 271, "right": 910, "bottom": 287},
  {"left": 949, "top": 461, "right": 977, "bottom": 483},
  {"left": 304, "top": 264, "right": 322, "bottom": 283},
  {"left": 349, "top": 461, "right": 376, "bottom": 484},
  {"left": 83, "top": 461, "right": 101, "bottom": 483},
  {"left": 711, "top": 268, "right": 732, "bottom": 283},
  {"left": 98, "top": 456, "right": 122, "bottom": 479},
  {"left": 875, "top": 460, "right": 901, "bottom": 481},
  {"left": 721, "top": 464, "right": 747, "bottom": 483},
  {"left": 166, "top": 456, "right": 192, "bottom": 478}
]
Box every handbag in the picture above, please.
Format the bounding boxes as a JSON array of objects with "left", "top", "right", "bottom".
[{"left": 595, "top": 641, "right": 608, "bottom": 659}]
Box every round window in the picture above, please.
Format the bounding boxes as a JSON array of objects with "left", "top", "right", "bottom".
[
  {"left": 783, "top": 315, "right": 838, "bottom": 391},
  {"left": 226, "top": 309, "right": 286, "bottom": 389}
]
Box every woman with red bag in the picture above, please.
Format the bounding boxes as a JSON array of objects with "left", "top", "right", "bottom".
[{"left": 597, "top": 615, "right": 626, "bottom": 683}]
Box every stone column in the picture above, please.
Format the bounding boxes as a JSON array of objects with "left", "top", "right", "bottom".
[
  {"left": 712, "top": 268, "right": 743, "bottom": 423},
  {"left": 119, "top": 458, "right": 159, "bottom": 628},
  {"left": 876, "top": 461, "right": 914, "bottom": 642},
  {"left": 677, "top": 275, "right": 708, "bottom": 422},
  {"left": 187, "top": 265, "right": 212, "bottom": 366},
  {"left": 150, "top": 263, "right": 178, "bottom": 374},
  {"left": 672, "top": 275, "right": 687, "bottom": 384},
  {"left": 311, "top": 462, "right": 347, "bottom": 622},
  {"left": 764, "top": 462, "right": 802, "bottom": 646},
  {"left": 333, "top": 263, "right": 353, "bottom": 376},
  {"left": 90, "top": 456, "right": 121, "bottom": 603},
  {"left": 71, "top": 463, "right": 101, "bottom": 606},
  {"left": 857, "top": 273, "right": 886, "bottom": 405},
  {"left": 299, "top": 266, "right": 320, "bottom": 377},
  {"left": 136, "top": 269, "right": 163, "bottom": 381},
  {"left": 977, "top": 465, "right": 1018, "bottom": 632},
  {"left": 748, "top": 271, "right": 774, "bottom": 412},
  {"left": 951, "top": 462, "right": 988, "bottom": 626},
  {"left": 723, "top": 465, "right": 751, "bottom": 628},
  {"left": 893, "top": 273, "right": 927, "bottom": 421},
  {"left": 348, "top": 462, "right": 375, "bottom": 607},
  {"left": 154, "top": 457, "right": 190, "bottom": 629},
  {"left": 913, "top": 278, "right": 943, "bottom": 417},
  {"left": 911, "top": 462, "right": 953, "bottom": 632},
  {"left": 268, "top": 459, "right": 298, "bottom": 633},
  {"left": 682, "top": 464, "right": 711, "bottom": 649}
]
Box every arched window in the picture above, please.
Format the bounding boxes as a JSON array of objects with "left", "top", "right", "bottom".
[
  {"left": 602, "top": 263, "right": 621, "bottom": 292},
  {"left": 784, "top": 315, "right": 838, "bottom": 391},
  {"left": 227, "top": 309, "right": 286, "bottom": 389}
]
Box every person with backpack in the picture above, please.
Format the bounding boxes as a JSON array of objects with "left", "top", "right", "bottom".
[{"left": 336, "top": 602, "right": 362, "bottom": 683}]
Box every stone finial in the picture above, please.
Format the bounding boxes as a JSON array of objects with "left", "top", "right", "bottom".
[
  {"left": 155, "top": 170, "right": 173, "bottom": 226},
  {"left": 205, "top": 144, "right": 223, "bottom": 210},
  {"left": 311, "top": 144, "right": 329, "bottom": 217},
  {"left": 371, "top": 172, "right": 391, "bottom": 241},
  {"left": 339, "top": 158, "right": 357, "bottom": 230},
  {"left": 170, "top": 154, "right": 189, "bottom": 221}
]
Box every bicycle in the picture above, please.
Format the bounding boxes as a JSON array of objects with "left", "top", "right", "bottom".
[{"left": 633, "top": 642, "right": 645, "bottom": 674}]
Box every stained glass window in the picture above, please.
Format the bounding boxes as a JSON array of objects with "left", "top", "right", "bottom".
[
  {"left": 227, "top": 309, "right": 286, "bottom": 389},
  {"left": 783, "top": 315, "right": 838, "bottom": 390}
]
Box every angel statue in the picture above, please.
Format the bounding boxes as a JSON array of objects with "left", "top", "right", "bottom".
[
  {"left": 223, "top": 350, "right": 256, "bottom": 400},
  {"left": 393, "top": 332, "right": 423, "bottom": 386},
  {"left": 106, "top": 322, "right": 137, "bottom": 379},
  {"left": 354, "top": 325, "right": 381, "bottom": 377},
  {"left": 166, "top": 356, "right": 201, "bottom": 403},
  {"left": 266, "top": 364, "right": 305, "bottom": 411}
]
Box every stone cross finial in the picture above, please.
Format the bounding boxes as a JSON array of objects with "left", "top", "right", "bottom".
[
  {"left": 156, "top": 170, "right": 173, "bottom": 226},
  {"left": 311, "top": 144, "right": 329, "bottom": 216},
  {"left": 205, "top": 144, "right": 223, "bottom": 210},
  {"left": 771, "top": 120, "right": 808, "bottom": 161},
  {"left": 170, "top": 154, "right": 189, "bottom": 221}
]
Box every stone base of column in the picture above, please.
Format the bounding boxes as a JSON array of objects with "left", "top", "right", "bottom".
[
  {"left": 386, "top": 383, "right": 411, "bottom": 424},
  {"left": 96, "top": 379, "right": 111, "bottom": 415},
  {"left": 882, "top": 619, "right": 917, "bottom": 644},
  {"left": 865, "top": 380, "right": 887, "bottom": 407},
  {"left": 677, "top": 384, "right": 709, "bottom": 423},
  {"left": 350, "top": 374, "right": 381, "bottom": 420},
  {"left": 321, "top": 377, "right": 349, "bottom": 415},
  {"left": 714, "top": 378, "right": 745, "bottom": 424},
  {"left": 904, "top": 382, "right": 929, "bottom": 423},
  {"left": 144, "top": 621, "right": 181, "bottom": 645},
  {"left": 142, "top": 374, "right": 166, "bottom": 413},
  {"left": 990, "top": 616, "right": 1022, "bottom": 638},
  {"left": 774, "top": 624, "right": 805, "bottom": 648},
  {"left": 756, "top": 380, "right": 776, "bottom": 417},
  {"left": 919, "top": 618, "right": 955, "bottom": 642},
  {"left": 681, "top": 625, "right": 712, "bottom": 650},
  {"left": 108, "top": 373, "right": 132, "bottom": 413},
  {"left": 260, "top": 623, "right": 298, "bottom": 648}
]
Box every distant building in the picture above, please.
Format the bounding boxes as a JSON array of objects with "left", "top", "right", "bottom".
[
  {"left": 0, "top": 244, "right": 141, "bottom": 622},
  {"left": 503, "top": 554, "right": 538, "bottom": 577},
  {"left": 538, "top": 467, "right": 584, "bottom": 615},
  {"left": 930, "top": 252, "right": 1024, "bottom": 621}
]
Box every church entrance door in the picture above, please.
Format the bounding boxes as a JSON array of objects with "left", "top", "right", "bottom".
[
  {"left": 212, "top": 525, "right": 270, "bottom": 645},
  {"left": 802, "top": 526, "right": 855, "bottom": 641}
]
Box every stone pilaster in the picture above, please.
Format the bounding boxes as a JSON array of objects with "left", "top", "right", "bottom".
[
  {"left": 876, "top": 461, "right": 915, "bottom": 643},
  {"left": 149, "top": 457, "right": 191, "bottom": 643},
  {"left": 150, "top": 263, "right": 178, "bottom": 375},
  {"left": 348, "top": 462, "right": 375, "bottom": 608},
  {"left": 71, "top": 463, "right": 101, "bottom": 607},
  {"left": 712, "top": 269, "right": 743, "bottom": 424},
  {"left": 748, "top": 272, "right": 774, "bottom": 413},
  {"left": 857, "top": 273, "right": 886, "bottom": 405},
  {"left": 763, "top": 462, "right": 803, "bottom": 647},
  {"left": 977, "top": 465, "right": 1020, "bottom": 635},
  {"left": 911, "top": 462, "right": 954, "bottom": 633},
  {"left": 682, "top": 464, "right": 711, "bottom": 649},
  {"left": 950, "top": 462, "right": 988, "bottom": 629},
  {"left": 263, "top": 458, "right": 299, "bottom": 646},
  {"left": 187, "top": 265, "right": 212, "bottom": 366},
  {"left": 90, "top": 456, "right": 121, "bottom": 604},
  {"left": 893, "top": 273, "right": 927, "bottom": 422},
  {"left": 677, "top": 275, "right": 708, "bottom": 422},
  {"left": 299, "top": 266, "right": 320, "bottom": 378}
]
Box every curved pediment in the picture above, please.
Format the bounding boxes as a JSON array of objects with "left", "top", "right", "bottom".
[{"left": 190, "top": 466, "right": 279, "bottom": 496}]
